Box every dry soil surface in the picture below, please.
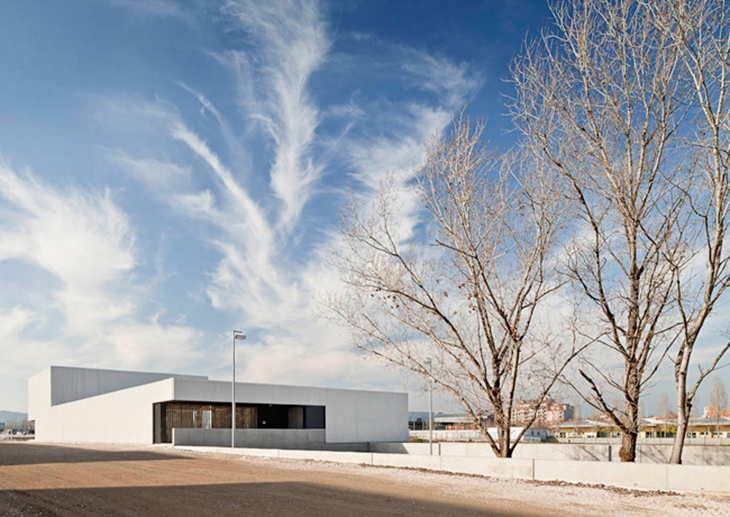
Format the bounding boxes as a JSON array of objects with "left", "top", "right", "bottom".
[{"left": 0, "top": 442, "right": 727, "bottom": 516}]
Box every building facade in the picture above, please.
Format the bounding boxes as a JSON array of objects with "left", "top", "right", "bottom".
[
  {"left": 511, "top": 399, "right": 574, "bottom": 427},
  {"left": 553, "top": 416, "right": 730, "bottom": 440},
  {"left": 28, "top": 366, "right": 408, "bottom": 448}
]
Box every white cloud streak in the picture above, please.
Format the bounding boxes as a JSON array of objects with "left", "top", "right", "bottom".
[
  {"left": 0, "top": 158, "right": 204, "bottom": 410},
  {"left": 84, "top": 1, "right": 482, "bottom": 400},
  {"left": 110, "top": 151, "right": 192, "bottom": 191},
  {"left": 0, "top": 0, "right": 487, "bottom": 413},
  {"left": 400, "top": 48, "right": 481, "bottom": 108},
  {"left": 223, "top": 0, "right": 329, "bottom": 229},
  {"left": 0, "top": 160, "right": 135, "bottom": 334}
]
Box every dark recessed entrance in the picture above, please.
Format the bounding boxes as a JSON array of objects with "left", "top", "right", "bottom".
[{"left": 153, "top": 402, "right": 326, "bottom": 444}]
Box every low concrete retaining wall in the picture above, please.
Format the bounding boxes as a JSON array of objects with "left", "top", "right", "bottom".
[
  {"left": 533, "top": 460, "right": 670, "bottom": 491},
  {"left": 373, "top": 441, "right": 730, "bottom": 465},
  {"left": 409, "top": 431, "right": 730, "bottom": 447},
  {"left": 173, "top": 428, "right": 326, "bottom": 449},
  {"left": 533, "top": 460, "right": 730, "bottom": 494},
  {"left": 175, "top": 445, "right": 730, "bottom": 495},
  {"left": 172, "top": 429, "right": 369, "bottom": 451}
]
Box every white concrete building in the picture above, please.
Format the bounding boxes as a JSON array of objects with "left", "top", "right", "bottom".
[{"left": 28, "top": 366, "right": 408, "bottom": 449}]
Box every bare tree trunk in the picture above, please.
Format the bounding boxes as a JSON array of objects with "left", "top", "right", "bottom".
[
  {"left": 670, "top": 380, "right": 689, "bottom": 465},
  {"left": 499, "top": 424, "right": 512, "bottom": 459},
  {"left": 618, "top": 373, "right": 642, "bottom": 463},
  {"left": 669, "top": 346, "right": 691, "bottom": 464},
  {"left": 619, "top": 430, "right": 638, "bottom": 463}
]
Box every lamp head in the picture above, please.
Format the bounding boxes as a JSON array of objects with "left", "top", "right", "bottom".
[{"left": 233, "top": 330, "right": 246, "bottom": 340}]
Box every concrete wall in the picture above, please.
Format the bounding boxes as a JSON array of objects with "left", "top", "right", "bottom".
[
  {"left": 176, "top": 445, "right": 730, "bottom": 495},
  {"left": 554, "top": 436, "right": 730, "bottom": 446},
  {"left": 173, "top": 428, "right": 327, "bottom": 449},
  {"left": 410, "top": 429, "right": 543, "bottom": 442},
  {"left": 29, "top": 366, "right": 408, "bottom": 446},
  {"left": 371, "top": 441, "right": 730, "bottom": 466},
  {"left": 173, "top": 378, "right": 409, "bottom": 444},
  {"left": 632, "top": 444, "right": 730, "bottom": 465},
  {"left": 27, "top": 368, "right": 51, "bottom": 438},
  {"left": 326, "top": 387, "right": 407, "bottom": 443},
  {"left": 410, "top": 430, "right": 730, "bottom": 447},
  {"left": 533, "top": 461, "right": 730, "bottom": 493},
  {"left": 44, "top": 366, "right": 206, "bottom": 406},
  {"left": 33, "top": 378, "right": 175, "bottom": 444},
  {"left": 173, "top": 378, "right": 327, "bottom": 406}
]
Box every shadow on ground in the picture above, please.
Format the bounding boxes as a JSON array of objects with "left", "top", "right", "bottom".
[
  {"left": 0, "top": 481, "right": 551, "bottom": 517},
  {"left": 0, "top": 442, "right": 186, "bottom": 466}
]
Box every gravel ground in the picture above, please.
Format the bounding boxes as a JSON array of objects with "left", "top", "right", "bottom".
[
  {"left": 0, "top": 441, "right": 727, "bottom": 516},
  {"left": 229, "top": 454, "right": 729, "bottom": 517}
]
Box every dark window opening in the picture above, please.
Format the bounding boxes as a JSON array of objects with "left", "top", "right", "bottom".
[
  {"left": 305, "top": 406, "right": 325, "bottom": 429},
  {"left": 153, "top": 401, "right": 326, "bottom": 443}
]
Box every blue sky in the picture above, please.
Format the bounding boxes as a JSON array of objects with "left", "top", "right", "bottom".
[{"left": 0, "top": 0, "right": 722, "bottom": 415}]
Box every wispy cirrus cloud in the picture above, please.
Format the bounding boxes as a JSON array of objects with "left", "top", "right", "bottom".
[
  {"left": 0, "top": 159, "right": 136, "bottom": 334},
  {"left": 401, "top": 48, "right": 482, "bottom": 108},
  {"left": 0, "top": 157, "right": 204, "bottom": 409},
  {"left": 169, "top": 123, "right": 297, "bottom": 326},
  {"left": 222, "top": 0, "right": 329, "bottom": 229},
  {"left": 90, "top": 0, "right": 482, "bottom": 396},
  {"left": 109, "top": 151, "right": 192, "bottom": 191}
]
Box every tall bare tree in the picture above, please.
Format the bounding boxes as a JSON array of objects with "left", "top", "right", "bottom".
[
  {"left": 648, "top": 0, "right": 730, "bottom": 464},
  {"left": 509, "top": 0, "right": 688, "bottom": 461},
  {"left": 326, "top": 117, "right": 581, "bottom": 458}
]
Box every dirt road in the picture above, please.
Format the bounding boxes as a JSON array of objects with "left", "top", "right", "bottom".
[{"left": 0, "top": 442, "right": 726, "bottom": 516}]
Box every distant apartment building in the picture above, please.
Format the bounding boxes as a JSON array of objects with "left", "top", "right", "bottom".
[{"left": 511, "top": 399, "right": 573, "bottom": 427}]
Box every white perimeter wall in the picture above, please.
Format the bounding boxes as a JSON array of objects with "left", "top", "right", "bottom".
[
  {"left": 372, "top": 441, "right": 730, "bottom": 466},
  {"left": 173, "top": 445, "right": 730, "bottom": 495}
]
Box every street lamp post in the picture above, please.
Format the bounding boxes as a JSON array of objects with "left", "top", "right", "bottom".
[
  {"left": 426, "top": 357, "right": 433, "bottom": 456},
  {"left": 232, "top": 330, "right": 246, "bottom": 448}
]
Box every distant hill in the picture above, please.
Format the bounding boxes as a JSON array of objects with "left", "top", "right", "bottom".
[{"left": 0, "top": 410, "right": 27, "bottom": 423}]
